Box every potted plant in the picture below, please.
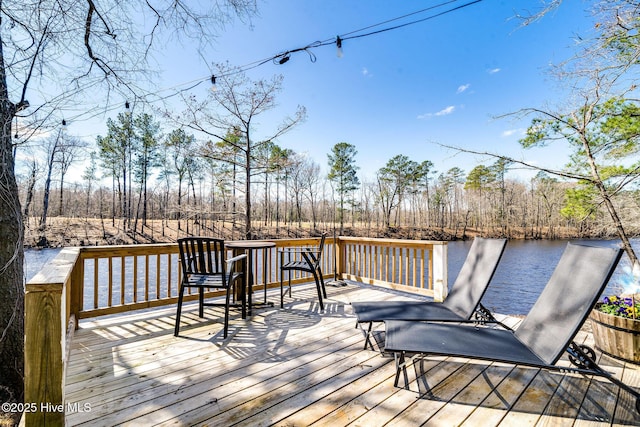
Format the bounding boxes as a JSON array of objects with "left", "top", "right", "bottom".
[{"left": 589, "top": 293, "right": 640, "bottom": 364}]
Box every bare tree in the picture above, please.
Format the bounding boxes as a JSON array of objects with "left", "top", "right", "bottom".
[
  {"left": 37, "top": 127, "right": 68, "bottom": 246},
  {"left": 56, "top": 134, "right": 87, "bottom": 217},
  {"left": 175, "top": 63, "right": 306, "bottom": 239},
  {"left": 299, "top": 157, "right": 322, "bottom": 230},
  {"left": 20, "top": 157, "right": 41, "bottom": 227},
  {"left": 0, "top": 0, "right": 257, "bottom": 409}
]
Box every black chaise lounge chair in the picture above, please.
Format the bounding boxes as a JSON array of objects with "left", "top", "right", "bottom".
[
  {"left": 385, "top": 242, "right": 640, "bottom": 413},
  {"left": 352, "top": 237, "right": 507, "bottom": 350}
]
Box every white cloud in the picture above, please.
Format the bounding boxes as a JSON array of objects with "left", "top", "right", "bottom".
[
  {"left": 502, "top": 128, "right": 525, "bottom": 137},
  {"left": 435, "top": 105, "right": 455, "bottom": 116},
  {"left": 362, "top": 67, "right": 371, "bottom": 77},
  {"left": 457, "top": 84, "right": 470, "bottom": 94},
  {"left": 417, "top": 105, "right": 456, "bottom": 119},
  {"left": 488, "top": 68, "right": 501, "bottom": 74}
]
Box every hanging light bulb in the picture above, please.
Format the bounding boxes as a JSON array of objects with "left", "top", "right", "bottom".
[
  {"left": 278, "top": 53, "right": 290, "bottom": 64},
  {"left": 210, "top": 75, "right": 217, "bottom": 92},
  {"left": 336, "top": 36, "right": 343, "bottom": 58},
  {"left": 60, "top": 119, "right": 67, "bottom": 137}
]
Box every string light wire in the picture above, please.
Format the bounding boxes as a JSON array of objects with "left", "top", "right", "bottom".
[{"left": 54, "top": 0, "right": 484, "bottom": 126}]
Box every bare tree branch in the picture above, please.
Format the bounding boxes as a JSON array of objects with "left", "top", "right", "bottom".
[{"left": 436, "top": 142, "right": 593, "bottom": 182}]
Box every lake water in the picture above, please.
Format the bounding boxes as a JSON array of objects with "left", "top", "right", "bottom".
[
  {"left": 446, "top": 239, "right": 634, "bottom": 315},
  {"left": 24, "top": 239, "right": 634, "bottom": 315}
]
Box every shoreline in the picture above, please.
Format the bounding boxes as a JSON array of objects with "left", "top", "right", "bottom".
[{"left": 23, "top": 216, "right": 627, "bottom": 249}]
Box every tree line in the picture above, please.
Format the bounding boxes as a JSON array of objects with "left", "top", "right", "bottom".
[{"left": 18, "top": 117, "right": 639, "bottom": 244}]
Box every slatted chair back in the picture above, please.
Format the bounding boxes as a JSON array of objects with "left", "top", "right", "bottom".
[
  {"left": 279, "top": 233, "right": 328, "bottom": 310},
  {"left": 303, "top": 233, "right": 326, "bottom": 270},
  {"left": 514, "top": 243, "right": 622, "bottom": 365},
  {"left": 441, "top": 237, "right": 507, "bottom": 319},
  {"left": 175, "top": 237, "right": 245, "bottom": 338},
  {"left": 179, "top": 237, "right": 227, "bottom": 280}
]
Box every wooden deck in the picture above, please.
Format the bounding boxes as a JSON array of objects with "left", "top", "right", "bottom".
[{"left": 65, "top": 281, "right": 640, "bottom": 426}]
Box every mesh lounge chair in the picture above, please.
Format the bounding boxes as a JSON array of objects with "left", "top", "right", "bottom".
[
  {"left": 385, "top": 243, "right": 640, "bottom": 413},
  {"left": 352, "top": 237, "right": 507, "bottom": 350}
]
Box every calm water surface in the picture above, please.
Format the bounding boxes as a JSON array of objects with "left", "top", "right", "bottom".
[
  {"left": 25, "top": 239, "right": 634, "bottom": 315},
  {"left": 447, "top": 239, "right": 634, "bottom": 315}
]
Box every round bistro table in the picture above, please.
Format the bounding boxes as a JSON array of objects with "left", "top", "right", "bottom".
[{"left": 225, "top": 240, "right": 276, "bottom": 316}]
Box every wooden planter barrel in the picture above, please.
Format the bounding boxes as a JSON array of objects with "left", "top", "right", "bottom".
[{"left": 589, "top": 305, "right": 640, "bottom": 364}]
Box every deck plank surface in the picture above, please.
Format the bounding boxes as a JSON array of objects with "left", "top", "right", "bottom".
[{"left": 64, "top": 282, "right": 640, "bottom": 427}]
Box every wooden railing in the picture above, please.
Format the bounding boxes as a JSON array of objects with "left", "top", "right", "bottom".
[
  {"left": 337, "top": 237, "right": 448, "bottom": 300},
  {"left": 22, "top": 236, "right": 447, "bottom": 425},
  {"left": 24, "top": 247, "right": 80, "bottom": 426}
]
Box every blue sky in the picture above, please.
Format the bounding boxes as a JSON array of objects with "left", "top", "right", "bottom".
[{"left": 70, "top": 0, "right": 596, "bottom": 183}]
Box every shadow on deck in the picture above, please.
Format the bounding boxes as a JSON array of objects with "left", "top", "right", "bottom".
[{"left": 65, "top": 282, "right": 640, "bottom": 426}]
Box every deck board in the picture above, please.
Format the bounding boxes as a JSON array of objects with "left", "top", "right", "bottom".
[{"left": 64, "top": 281, "right": 640, "bottom": 427}]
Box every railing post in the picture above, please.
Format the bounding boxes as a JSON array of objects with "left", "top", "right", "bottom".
[
  {"left": 24, "top": 248, "right": 79, "bottom": 426},
  {"left": 334, "top": 236, "right": 343, "bottom": 280},
  {"left": 432, "top": 243, "right": 448, "bottom": 302},
  {"left": 70, "top": 252, "right": 84, "bottom": 330}
]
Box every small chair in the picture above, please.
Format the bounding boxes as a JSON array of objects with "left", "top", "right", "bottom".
[
  {"left": 174, "top": 237, "right": 246, "bottom": 338},
  {"left": 279, "top": 233, "right": 327, "bottom": 310}
]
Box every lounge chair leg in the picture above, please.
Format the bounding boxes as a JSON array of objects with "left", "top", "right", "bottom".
[
  {"left": 394, "top": 352, "right": 409, "bottom": 389},
  {"left": 363, "top": 322, "right": 374, "bottom": 350}
]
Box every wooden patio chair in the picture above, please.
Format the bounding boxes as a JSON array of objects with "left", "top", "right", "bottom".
[
  {"left": 385, "top": 243, "right": 640, "bottom": 413},
  {"left": 279, "top": 233, "right": 327, "bottom": 310},
  {"left": 174, "top": 237, "right": 246, "bottom": 338},
  {"left": 352, "top": 237, "right": 507, "bottom": 350}
]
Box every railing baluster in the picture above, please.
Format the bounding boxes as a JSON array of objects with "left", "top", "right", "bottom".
[
  {"left": 145, "top": 255, "right": 150, "bottom": 301},
  {"left": 171, "top": 253, "right": 175, "bottom": 298},
  {"left": 93, "top": 258, "right": 99, "bottom": 310},
  {"left": 133, "top": 255, "right": 138, "bottom": 303},
  {"left": 120, "top": 256, "right": 125, "bottom": 305},
  {"left": 108, "top": 257, "right": 113, "bottom": 308},
  {"left": 390, "top": 246, "right": 395, "bottom": 283},
  {"left": 428, "top": 249, "right": 433, "bottom": 291},
  {"left": 156, "top": 253, "right": 161, "bottom": 300},
  {"left": 414, "top": 248, "right": 418, "bottom": 289}
]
